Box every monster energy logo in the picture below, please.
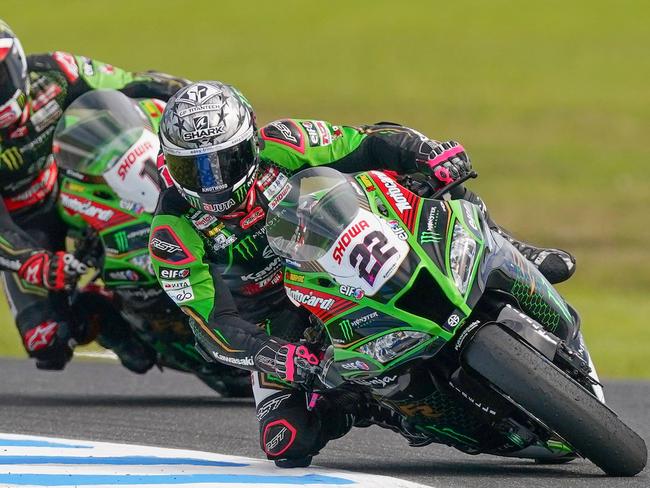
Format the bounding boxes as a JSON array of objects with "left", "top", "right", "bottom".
[
  {"left": 0, "top": 147, "right": 24, "bottom": 171},
  {"left": 114, "top": 231, "right": 129, "bottom": 252},
  {"left": 234, "top": 184, "right": 248, "bottom": 203},
  {"left": 233, "top": 234, "right": 258, "bottom": 259},
  {"left": 420, "top": 231, "right": 442, "bottom": 244},
  {"left": 340, "top": 320, "right": 354, "bottom": 342}
]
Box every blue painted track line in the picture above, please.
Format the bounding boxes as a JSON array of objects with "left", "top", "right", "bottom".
[
  {"left": 0, "top": 439, "right": 87, "bottom": 448},
  {"left": 0, "top": 472, "right": 354, "bottom": 486},
  {"left": 0, "top": 455, "right": 247, "bottom": 466}
]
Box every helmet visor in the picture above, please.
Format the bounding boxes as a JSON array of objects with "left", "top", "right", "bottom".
[
  {"left": 165, "top": 138, "right": 256, "bottom": 193},
  {"left": 0, "top": 39, "right": 27, "bottom": 103}
]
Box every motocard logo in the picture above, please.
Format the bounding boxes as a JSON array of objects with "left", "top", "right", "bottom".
[
  {"left": 374, "top": 171, "right": 412, "bottom": 212},
  {"left": 332, "top": 219, "right": 370, "bottom": 264},
  {"left": 60, "top": 193, "right": 114, "bottom": 222},
  {"left": 286, "top": 287, "right": 335, "bottom": 310},
  {"left": 117, "top": 141, "right": 154, "bottom": 180}
]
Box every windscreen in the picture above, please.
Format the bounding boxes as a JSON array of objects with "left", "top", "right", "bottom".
[
  {"left": 53, "top": 89, "right": 150, "bottom": 178},
  {"left": 266, "top": 167, "right": 361, "bottom": 262}
]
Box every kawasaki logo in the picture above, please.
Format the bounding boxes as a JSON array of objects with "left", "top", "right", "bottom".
[
  {"left": 242, "top": 257, "right": 282, "bottom": 282},
  {"left": 213, "top": 351, "right": 254, "bottom": 366}
]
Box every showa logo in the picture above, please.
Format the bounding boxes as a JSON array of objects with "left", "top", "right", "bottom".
[{"left": 332, "top": 220, "right": 370, "bottom": 264}]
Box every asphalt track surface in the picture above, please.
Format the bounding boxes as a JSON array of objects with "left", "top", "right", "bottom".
[{"left": 0, "top": 358, "right": 647, "bottom": 488}]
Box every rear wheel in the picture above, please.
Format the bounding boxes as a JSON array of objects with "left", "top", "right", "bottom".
[{"left": 462, "top": 323, "right": 647, "bottom": 476}]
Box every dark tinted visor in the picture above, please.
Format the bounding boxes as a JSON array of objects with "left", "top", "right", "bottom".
[
  {"left": 0, "top": 46, "right": 26, "bottom": 103},
  {"left": 165, "top": 138, "right": 255, "bottom": 193}
]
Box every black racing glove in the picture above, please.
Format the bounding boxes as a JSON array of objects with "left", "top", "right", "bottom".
[
  {"left": 274, "top": 342, "right": 321, "bottom": 384},
  {"left": 18, "top": 251, "right": 87, "bottom": 291},
  {"left": 424, "top": 140, "right": 472, "bottom": 188}
]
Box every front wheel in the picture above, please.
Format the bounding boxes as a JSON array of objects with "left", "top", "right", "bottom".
[{"left": 462, "top": 324, "right": 647, "bottom": 476}]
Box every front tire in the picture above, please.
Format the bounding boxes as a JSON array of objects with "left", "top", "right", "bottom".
[{"left": 462, "top": 324, "right": 647, "bottom": 476}]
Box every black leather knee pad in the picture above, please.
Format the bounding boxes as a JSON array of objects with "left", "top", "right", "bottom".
[{"left": 258, "top": 390, "right": 324, "bottom": 461}]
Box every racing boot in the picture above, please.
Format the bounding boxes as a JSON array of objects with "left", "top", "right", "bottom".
[
  {"left": 353, "top": 395, "right": 434, "bottom": 447},
  {"left": 73, "top": 285, "right": 156, "bottom": 374},
  {"left": 456, "top": 188, "right": 576, "bottom": 285},
  {"left": 493, "top": 226, "right": 576, "bottom": 284}
]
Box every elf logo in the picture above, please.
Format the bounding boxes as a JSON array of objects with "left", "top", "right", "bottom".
[{"left": 159, "top": 267, "right": 190, "bottom": 279}]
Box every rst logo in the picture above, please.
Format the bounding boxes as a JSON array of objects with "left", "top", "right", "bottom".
[
  {"left": 332, "top": 219, "right": 370, "bottom": 264},
  {"left": 159, "top": 267, "right": 190, "bottom": 279},
  {"left": 373, "top": 171, "right": 412, "bottom": 212}
]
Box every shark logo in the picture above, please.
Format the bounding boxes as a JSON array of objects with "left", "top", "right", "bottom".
[{"left": 193, "top": 115, "right": 209, "bottom": 129}]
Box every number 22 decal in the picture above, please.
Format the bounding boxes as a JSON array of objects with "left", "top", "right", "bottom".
[{"left": 349, "top": 231, "right": 397, "bottom": 285}]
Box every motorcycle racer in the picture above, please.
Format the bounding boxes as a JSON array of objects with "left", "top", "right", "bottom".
[
  {"left": 149, "top": 81, "right": 578, "bottom": 465},
  {"left": 0, "top": 20, "right": 188, "bottom": 369}
]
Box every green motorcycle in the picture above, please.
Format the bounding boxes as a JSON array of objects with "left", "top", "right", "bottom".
[
  {"left": 265, "top": 166, "right": 647, "bottom": 476},
  {"left": 52, "top": 89, "right": 250, "bottom": 396}
]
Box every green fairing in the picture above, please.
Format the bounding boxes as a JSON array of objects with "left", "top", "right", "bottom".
[
  {"left": 57, "top": 178, "right": 156, "bottom": 287},
  {"left": 281, "top": 171, "right": 570, "bottom": 381},
  {"left": 56, "top": 97, "right": 163, "bottom": 288}
]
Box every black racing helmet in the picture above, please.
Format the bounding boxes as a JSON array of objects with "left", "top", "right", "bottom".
[
  {"left": 159, "top": 81, "right": 258, "bottom": 215},
  {"left": 0, "top": 20, "right": 29, "bottom": 129}
]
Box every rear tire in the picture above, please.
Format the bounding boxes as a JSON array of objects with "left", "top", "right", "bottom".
[{"left": 462, "top": 324, "right": 647, "bottom": 476}]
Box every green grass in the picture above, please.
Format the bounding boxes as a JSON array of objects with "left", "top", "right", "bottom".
[{"left": 2, "top": 0, "right": 649, "bottom": 376}]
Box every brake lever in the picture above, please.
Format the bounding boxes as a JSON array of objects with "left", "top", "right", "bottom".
[{"left": 431, "top": 170, "right": 478, "bottom": 200}]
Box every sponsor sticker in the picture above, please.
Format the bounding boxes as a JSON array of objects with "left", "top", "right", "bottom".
[
  {"left": 159, "top": 267, "right": 190, "bottom": 279},
  {"left": 162, "top": 278, "right": 191, "bottom": 291},
  {"left": 268, "top": 182, "right": 292, "bottom": 210}
]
